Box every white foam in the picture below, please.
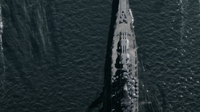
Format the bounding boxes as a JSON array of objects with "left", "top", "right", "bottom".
[{"left": 0, "top": 4, "right": 5, "bottom": 90}]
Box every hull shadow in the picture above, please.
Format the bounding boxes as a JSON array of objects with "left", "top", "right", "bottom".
[{"left": 87, "top": 0, "right": 119, "bottom": 112}]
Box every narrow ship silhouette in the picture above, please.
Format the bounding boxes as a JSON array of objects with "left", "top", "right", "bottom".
[{"left": 111, "top": 0, "right": 138, "bottom": 112}]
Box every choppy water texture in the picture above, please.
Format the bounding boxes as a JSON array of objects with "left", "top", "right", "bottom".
[{"left": 0, "top": 0, "right": 200, "bottom": 112}]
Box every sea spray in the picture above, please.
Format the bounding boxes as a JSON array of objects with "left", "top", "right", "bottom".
[{"left": 0, "top": 4, "right": 5, "bottom": 89}]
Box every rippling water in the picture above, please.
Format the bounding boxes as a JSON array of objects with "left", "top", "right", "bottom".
[{"left": 0, "top": 0, "right": 200, "bottom": 112}]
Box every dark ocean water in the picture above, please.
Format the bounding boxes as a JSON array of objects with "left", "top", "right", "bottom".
[{"left": 0, "top": 0, "right": 200, "bottom": 112}]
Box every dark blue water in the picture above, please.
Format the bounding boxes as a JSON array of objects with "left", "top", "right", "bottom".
[{"left": 0, "top": 0, "right": 200, "bottom": 112}]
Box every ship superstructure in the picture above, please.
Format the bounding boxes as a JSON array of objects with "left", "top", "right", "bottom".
[{"left": 111, "top": 0, "right": 138, "bottom": 111}]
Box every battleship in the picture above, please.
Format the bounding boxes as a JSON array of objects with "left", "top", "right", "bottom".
[{"left": 111, "top": 0, "right": 139, "bottom": 112}]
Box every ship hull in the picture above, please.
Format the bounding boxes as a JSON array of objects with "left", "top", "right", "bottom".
[{"left": 111, "top": 0, "right": 138, "bottom": 112}]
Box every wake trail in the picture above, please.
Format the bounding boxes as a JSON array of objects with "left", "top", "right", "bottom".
[{"left": 0, "top": 4, "right": 5, "bottom": 90}]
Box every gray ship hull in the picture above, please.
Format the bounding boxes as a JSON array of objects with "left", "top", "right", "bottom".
[{"left": 111, "top": 0, "right": 138, "bottom": 112}]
